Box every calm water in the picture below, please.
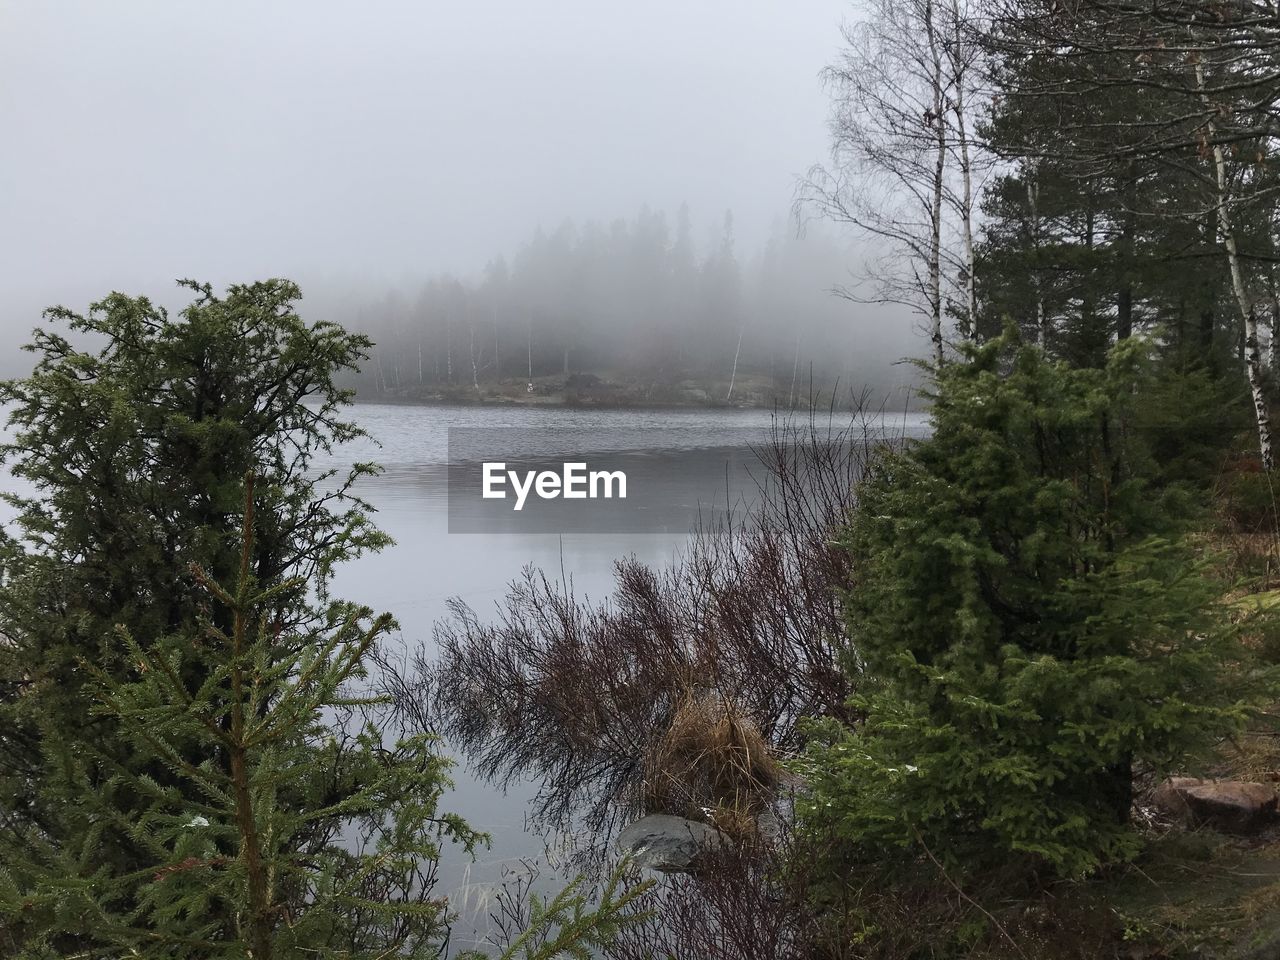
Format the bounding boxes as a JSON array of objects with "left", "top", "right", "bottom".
[
  {"left": 323, "top": 402, "right": 927, "bottom": 949},
  {"left": 327, "top": 403, "right": 809, "bottom": 942},
  {"left": 0, "top": 400, "right": 928, "bottom": 952}
]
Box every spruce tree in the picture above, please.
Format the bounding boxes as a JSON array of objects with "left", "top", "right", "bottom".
[
  {"left": 0, "top": 280, "right": 440, "bottom": 953},
  {"left": 2, "top": 475, "right": 480, "bottom": 957},
  {"left": 799, "top": 333, "right": 1272, "bottom": 877}
]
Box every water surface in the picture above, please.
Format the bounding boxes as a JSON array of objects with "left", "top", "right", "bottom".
[{"left": 324, "top": 402, "right": 927, "bottom": 948}]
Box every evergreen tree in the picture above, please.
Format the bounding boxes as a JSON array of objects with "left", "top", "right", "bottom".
[
  {"left": 980, "top": 0, "right": 1280, "bottom": 464},
  {"left": 0, "top": 280, "right": 416, "bottom": 953},
  {"left": 799, "top": 333, "right": 1271, "bottom": 877},
  {"left": 1, "top": 476, "right": 480, "bottom": 958}
]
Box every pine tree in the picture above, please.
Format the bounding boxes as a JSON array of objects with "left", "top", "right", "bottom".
[
  {"left": 1, "top": 475, "right": 480, "bottom": 957},
  {"left": 977, "top": 0, "right": 1280, "bottom": 463},
  {"left": 0, "top": 280, "right": 421, "bottom": 953},
  {"left": 799, "top": 333, "right": 1272, "bottom": 877}
]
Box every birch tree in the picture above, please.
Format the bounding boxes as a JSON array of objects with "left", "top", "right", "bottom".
[
  {"left": 948, "top": 0, "right": 982, "bottom": 335},
  {"left": 1196, "top": 53, "right": 1274, "bottom": 469},
  {"left": 984, "top": 0, "right": 1280, "bottom": 466},
  {"left": 800, "top": 0, "right": 986, "bottom": 366}
]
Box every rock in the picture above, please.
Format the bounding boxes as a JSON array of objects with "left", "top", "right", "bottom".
[
  {"left": 615, "top": 813, "right": 727, "bottom": 873},
  {"left": 1152, "top": 777, "right": 1278, "bottom": 834}
]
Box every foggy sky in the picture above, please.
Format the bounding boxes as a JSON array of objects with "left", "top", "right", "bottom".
[{"left": 1, "top": 0, "right": 855, "bottom": 360}]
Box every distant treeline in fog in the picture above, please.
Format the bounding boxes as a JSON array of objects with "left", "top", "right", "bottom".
[{"left": 340, "top": 205, "right": 917, "bottom": 407}]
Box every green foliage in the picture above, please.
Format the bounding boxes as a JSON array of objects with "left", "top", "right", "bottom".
[
  {"left": 1, "top": 477, "right": 481, "bottom": 957},
  {"left": 0, "top": 281, "right": 482, "bottom": 955},
  {"left": 456, "top": 863, "right": 654, "bottom": 960},
  {"left": 0, "top": 279, "right": 389, "bottom": 822},
  {"left": 799, "top": 334, "right": 1273, "bottom": 878},
  {"left": 1128, "top": 348, "right": 1251, "bottom": 495}
]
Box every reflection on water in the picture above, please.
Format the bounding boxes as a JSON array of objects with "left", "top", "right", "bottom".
[
  {"left": 326, "top": 407, "right": 770, "bottom": 946},
  {"left": 322, "top": 402, "right": 928, "bottom": 950}
]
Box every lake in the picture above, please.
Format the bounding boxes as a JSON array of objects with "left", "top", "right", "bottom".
[
  {"left": 322, "top": 401, "right": 927, "bottom": 949},
  {"left": 0, "top": 398, "right": 927, "bottom": 952}
]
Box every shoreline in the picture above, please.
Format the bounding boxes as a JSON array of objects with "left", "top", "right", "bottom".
[
  {"left": 350, "top": 391, "right": 780, "bottom": 412},
  {"left": 349, "top": 382, "right": 924, "bottom": 415}
]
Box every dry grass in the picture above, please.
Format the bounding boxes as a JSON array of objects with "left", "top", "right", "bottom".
[
  {"left": 390, "top": 408, "right": 892, "bottom": 838},
  {"left": 641, "top": 692, "right": 781, "bottom": 828}
]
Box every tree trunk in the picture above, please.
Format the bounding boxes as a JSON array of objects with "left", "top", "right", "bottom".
[
  {"left": 492, "top": 305, "right": 500, "bottom": 378},
  {"left": 926, "top": 0, "right": 946, "bottom": 367},
  {"left": 1271, "top": 293, "right": 1280, "bottom": 374},
  {"left": 726, "top": 324, "right": 744, "bottom": 402},
  {"left": 1200, "top": 308, "right": 1216, "bottom": 353},
  {"left": 1117, "top": 286, "right": 1132, "bottom": 342},
  {"left": 1027, "top": 170, "right": 1048, "bottom": 348},
  {"left": 788, "top": 331, "right": 801, "bottom": 409},
  {"left": 229, "top": 478, "right": 273, "bottom": 960},
  {"left": 470, "top": 326, "right": 480, "bottom": 390},
  {"left": 1082, "top": 200, "right": 1100, "bottom": 362},
  {"left": 950, "top": 4, "right": 976, "bottom": 340},
  {"left": 446, "top": 312, "right": 454, "bottom": 385},
  {"left": 1117, "top": 167, "right": 1136, "bottom": 341},
  {"left": 1198, "top": 59, "right": 1272, "bottom": 470}
]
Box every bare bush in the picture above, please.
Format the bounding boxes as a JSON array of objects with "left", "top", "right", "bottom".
[
  {"left": 392, "top": 403, "right": 909, "bottom": 838},
  {"left": 604, "top": 839, "right": 813, "bottom": 960}
]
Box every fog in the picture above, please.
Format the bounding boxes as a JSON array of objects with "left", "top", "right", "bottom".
[{"left": 1, "top": 0, "right": 919, "bottom": 391}]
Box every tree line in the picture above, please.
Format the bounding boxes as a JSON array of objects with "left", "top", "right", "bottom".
[
  {"left": 804, "top": 0, "right": 1280, "bottom": 468},
  {"left": 343, "top": 206, "right": 915, "bottom": 404}
]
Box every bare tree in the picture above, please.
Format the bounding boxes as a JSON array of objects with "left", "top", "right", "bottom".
[
  {"left": 799, "top": 0, "right": 987, "bottom": 365},
  {"left": 944, "top": 0, "right": 983, "bottom": 336},
  {"left": 1196, "top": 53, "right": 1273, "bottom": 469}
]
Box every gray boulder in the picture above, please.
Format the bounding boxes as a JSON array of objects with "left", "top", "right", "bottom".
[
  {"left": 1152, "top": 777, "right": 1278, "bottom": 834},
  {"left": 615, "top": 814, "right": 727, "bottom": 873}
]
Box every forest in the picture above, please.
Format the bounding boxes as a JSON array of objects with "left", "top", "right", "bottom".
[
  {"left": 7, "top": 1, "right": 1280, "bottom": 959},
  {"left": 338, "top": 209, "right": 916, "bottom": 407}
]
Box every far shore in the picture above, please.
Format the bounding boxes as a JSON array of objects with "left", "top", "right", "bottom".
[{"left": 350, "top": 371, "right": 922, "bottom": 414}]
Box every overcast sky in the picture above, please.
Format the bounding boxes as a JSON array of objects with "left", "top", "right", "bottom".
[{"left": 1, "top": 0, "right": 852, "bottom": 339}]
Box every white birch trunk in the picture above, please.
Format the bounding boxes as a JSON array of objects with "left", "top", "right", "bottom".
[
  {"left": 926, "top": 0, "right": 946, "bottom": 367},
  {"left": 788, "top": 331, "right": 801, "bottom": 409},
  {"left": 726, "top": 324, "right": 744, "bottom": 402},
  {"left": 1027, "top": 170, "right": 1048, "bottom": 347},
  {"left": 1198, "top": 60, "right": 1272, "bottom": 470},
  {"left": 470, "top": 325, "right": 480, "bottom": 391},
  {"left": 950, "top": 3, "right": 976, "bottom": 339},
  {"left": 1271, "top": 290, "right": 1280, "bottom": 373}
]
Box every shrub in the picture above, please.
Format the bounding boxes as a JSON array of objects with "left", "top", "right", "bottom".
[
  {"left": 642, "top": 692, "right": 780, "bottom": 825},
  {"left": 799, "top": 334, "right": 1272, "bottom": 878},
  {"left": 0, "top": 280, "right": 389, "bottom": 884},
  {"left": 397, "top": 412, "right": 882, "bottom": 836}
]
